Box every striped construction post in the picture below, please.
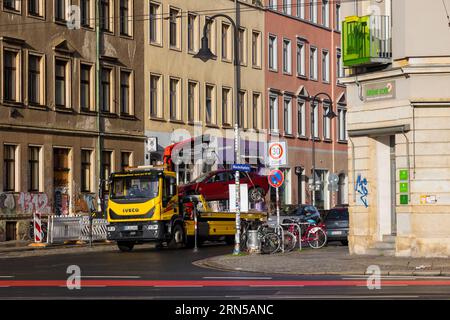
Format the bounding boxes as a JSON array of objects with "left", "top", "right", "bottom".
[{"left": 34, "top": 211, "right": 43, "bottom": 243}]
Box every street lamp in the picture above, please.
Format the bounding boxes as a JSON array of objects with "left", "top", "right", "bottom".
[
  {"left": 194, "top": 14, "right": 242, "bottom": 255},
  {"left": 310, "top": 93, "right": 337, "bottom": 207}
]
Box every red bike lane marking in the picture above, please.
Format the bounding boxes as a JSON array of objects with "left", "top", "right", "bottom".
[{"left": 2, "top": 279, "right": 450, "bottom": 287}]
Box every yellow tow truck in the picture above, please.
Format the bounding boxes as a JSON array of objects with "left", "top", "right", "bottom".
[{"left": 106, "top": 166, "right": 266, "bottom": 252}]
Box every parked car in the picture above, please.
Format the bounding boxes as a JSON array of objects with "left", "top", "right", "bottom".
[
  {"left": 178, "top": 169, "right": 269, "bottom": 203},
  {"left": 323, "top": 207, "right": 349, "bottom": 245},
  {"left": 267, "top": 204, "right": 322, "bottom": 227}
]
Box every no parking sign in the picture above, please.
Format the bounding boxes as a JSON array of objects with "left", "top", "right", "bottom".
[{"left": 268, "top": 169, "right": 284, "bottom": 188}]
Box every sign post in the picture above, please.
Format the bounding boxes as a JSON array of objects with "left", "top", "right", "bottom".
[
  {"left": 268, "top": 169, "right": 285, "bottom": 226},
  {"left": 267, "top": 142, "right": 287, "bottom": 227}
]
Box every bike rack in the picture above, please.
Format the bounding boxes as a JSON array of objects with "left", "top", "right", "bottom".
[{"left": 274, "top": 224, "right": 285, "bottom": 253}]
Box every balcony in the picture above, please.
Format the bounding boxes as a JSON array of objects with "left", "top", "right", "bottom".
[{"left": 342, "top": 15, "right": 392, "bottom": 67}]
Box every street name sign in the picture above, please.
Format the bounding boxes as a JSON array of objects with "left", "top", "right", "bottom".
[{"left": 232, "top": 164, "right": 252, "bottom": 172}]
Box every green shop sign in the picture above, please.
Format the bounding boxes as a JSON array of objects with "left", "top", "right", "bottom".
[
  {"left": 398, "top": 169, "right": 409, "bottom": 205},
  {"left": 363, "top": 81, "right": 396, "bottom": 102}
]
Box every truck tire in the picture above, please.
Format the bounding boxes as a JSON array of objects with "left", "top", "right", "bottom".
[
  {"left": 168, "top": 223, "right": 185, "bottom": 249},
  {"left": 117, "top": 241, "right": 134, "bottom": 252}
]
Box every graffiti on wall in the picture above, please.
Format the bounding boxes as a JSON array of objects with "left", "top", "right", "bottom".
[
  {"left": 355, "top": 174, "right": 369, "bottom": 208},
  {"left": 0, "top": 192, "right": 51, "bottom": 215}
]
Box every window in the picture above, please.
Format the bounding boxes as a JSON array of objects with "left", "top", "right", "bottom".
[
  {"left": 336, "top": 3, "right": 341, "bottom": 31},
  {"left": 81, "top": 150, "right": 92, "bottom": 192},
  {"left": 310, "top": 0, "right": 317, "bottom": 23},
  {"left": 296, "top": 41, "right": 305, "bottom": 77},
  {"left": 3, "top": 50, "right": 19, "bottom": 102},
  {"left": 322, "top": 0, "right": 329, "bottom": 27},
  {"left": 4, "top": 0, "right": 20, "bottom": 11},
  {"left": 206, "top": 85, "right": 215, "bottom": 124},
  {"left": 221, "top": 23, "right": 230, "bottom": 60},
  {"left": 238, "top": 28, "right": 246, "bottom": 65},
  {"left": 268, "top": 35, "right": 277, "bottom": 71},
  {"left": 100, "top": 67, "right": 112, "bottom": 112},
  {"left": 28, "top": 0, "right": 43, "bottom": 16},
  {"left": 310, "top": 47, "right": 318, "bottom": 80},
  {"left": 284, "top": 97, "right": 292, "bottom": 135},
  {"left": 323, "top": 103, "right": 331, "bottom": 139},
  {"left": 337, "top": 48, "right": 344, "bottom": 79},
  {"left": 338, "top": 108, "right": 347, "bottom": 141},
  {"left": 169, "top": 8, "right": 180, "bottom": 49},
  {"left": 149, "top": 74, "right": 161, "bottom": 117},
  {"left": 120, "top": 71, "right": 131, "bottom": 115},
  {"left": 205, "top": 17, "right": 216, "bottom": 55},
  {"left": 238, "top": 91, "right": 246, "bottom": 128},
  {"left": 252, "top": 31, "right": 261, "bottom": 67},
  {"left": 81, "top": 0, "right": 91, "bottom": 27},
  {"left": 322, "top": 50, "right": 330, "bottom": 82},
  {"left": 28, "top": 54, "right": 43, "bottom": 105},
  {"left": 169, "top": 78, "right": 180, "bottom": 120},
  {"left": 100, "top": 0, "right": 111, "bottom": 31},
  {"left": 269, "top": 0, "right": 277, "bottom": 10},
  {"left": 222, "top": 88, "right": 231, "bottom": 126},
  {"left": 28, "top": 146, "right": 41, "bottom": 192},
  {"left": 188, "top": 13, "right": 198, "bottom": 53},
  {"left": 55, "top": 59, "right": 68, "bottom": 107},
  {"left": 252, "top": 93, "right": 260, "bottom": 130},
  {"left": 80, "top": 64, "right": 92, "bottom": 111},
  {"left": 102, "top": 151, "right": 112, "bottom": 189},
  {"left": 4, "top": 145, "right": 17, "bottom": 191},
  {"left": 283, "top": 39, "right": 292, "bottom": 74},
  {"left": 55, "top": 0, "right": 67, "bottom": 21},
  {"left": 297, "top": 99, "right": 306, "bottom": 137},
  {"left": 187, "top": 81, "right": 198, "bottom": 122},
  {"left": 121, "top": 152, "right": 132, "bottom": 170},
  {"left": 149, "top": 2, "right": 162, "bottom": 44},
  {"left": 120, "top": 0, "right": 131, "bottom": 36},
  {"left": 283, "top": 0, "right": 291, "bottom": 15},
  {"left": 296, "top": 0, "right": 305, "bottom": 19},
  {"left": 269, "top": 95, "right": 278, "bottom": 132},
  {"left": 311, "top": 101, "right": 319, "bottom": 138}
]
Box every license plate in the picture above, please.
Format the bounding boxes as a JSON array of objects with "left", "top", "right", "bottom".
[
  {"left": 124, "top": 225, "right": 138, "bottom": 231},
  {"left": 330, "top": 231, "right": 343, "bottom": 235}
]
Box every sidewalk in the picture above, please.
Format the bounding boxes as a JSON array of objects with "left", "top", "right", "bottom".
[{"left": 195, "top": 245, "right": 450, "bottom": 276}]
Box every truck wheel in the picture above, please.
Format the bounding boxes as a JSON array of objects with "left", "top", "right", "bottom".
[
  {"left": 117, "top": 241, "right": 134, "bottom": 252},
  {"left": 168, "top": 224, "right": 185, "bottom": 249}
]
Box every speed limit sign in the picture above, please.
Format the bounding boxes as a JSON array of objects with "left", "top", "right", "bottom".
[{"left": 268, "top": 142, "right": 287, "bottom": 167}]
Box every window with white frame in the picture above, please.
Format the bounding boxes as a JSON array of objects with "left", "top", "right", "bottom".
[
  {"left": 81, "top": 149, "right": 92, "bottom": 192},
  {"left": 206, "top": 84, "right": 216, "bottom": 125},
  {"left": 338, "top": 107, "right": 347, "bottom": 141},
  {"left": 28, "top": 146, "right": 42, "bottom": 192},
  {"left": 100, "top": 66, "right": 113, "bottom": 112},
  {"left": 323, "top": 103, "right": 331, "bottom": 139},
  {"left": 188, "top": 81, "right": 198, "bottom": 123},
  {"left": 4, "top": 0, "right": 20, "bottom": 12},
  {"left": 169, "top": 78, "right": 180, "bottom": 120},
  {"left": 149, "top": 2, "right": 162, "bottom": 45},
  {"left": 310, "top": 47, "right": 318, "bottom": 80},
  {"left": 149, "top": 73, "right": 162, "bottom": 118},
  {"left": 252, "top": 92, "right": 260, "bottom": 130},
  {"left": 169, "top": 7, "right": 181, "bottom": 49},
  {"left": 297, "top": 0, "right": 305, "bottom": 18},
  {"left": 336, "top": 3, "right": 341, "bottom": 31},
  {"left": 81, "top": 0, "right": 93, "bottom": 27},
  {"left": 100, "top": 0, "right": 113, "bottom": 31},
  {"left": 238, "top": 90, "right": 246, "bottom": 128},
  {"left": 222, "top": 87, "right": 232, "bottom": 126},
  {"left": 221, "top": 23, "right": 231, "bottom": 61},
  {"left": 283, "top": 39, "right": 292, "bottom": 74},
  {"left": 284, "top": 97, "right": 292, "bottom": 135},
  {"left": 311, "top": 101, "right": 319, "bottom": 138},
  {"left": 283, "top": 0, "right": 292, "bottom": 15},
  {"left": 322, "top": 0, "right": 329, "bottom": 27},
  {"left": 296, "top": 40, "right": 305, "bottom": 77},
  {"left": 336, "top": 48, "right": 344, "bottom": 79},
  {"left": 28, "top": 0, "right": 44, "bottom": 17},
  {"left": 3, "top": 49, "right": 20, "bottom": 102},
  {"left": 252, "top": 31, "right": 262, "bottom": 68},
  {"left": 55, "top": 58, "right": 70, "bottom": 108},
  {"left": 310, "top": 0, "right": 317, "bottom": 23},
  {"left": 205, "top": 17, "right": 216, "bottom": 55},
  {"left": 297, "top": 99, "right": 306, "bottom": 137},
  {"left": 28, "top": 54, "right": 44, "bottom": 106},
  {"left": 80, "top": 63, "right": 93, "bottom": 111},
  {"left": 322, "top": 50, "right": 330, "bottom": 82},
  {"left": 3, "top": 144, "right": 18, "bottom": 192},
  {"left": 268, "top": 35, "right": 277, "bottom": 71},
  {"left": 269, "top": 0, "right": 277, "bottom": 10},
  {"left": 188, "top": 13, "right": 198, "bottom": 53},
  {"left": 120, "top": 70, "right": 132, "bottom": 115},
  {"left": 238, "top": 28, "right": 247, "bottom": 65},
  {"left": 120, "top": 0, "right": 132, "bottom": 36},
  {"left": 269, "top": 94, "right": 278, "bottom": 132}
]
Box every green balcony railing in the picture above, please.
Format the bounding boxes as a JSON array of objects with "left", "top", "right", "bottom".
[{"left": 342, "top": 15, "right": 392, "bottom": 67}]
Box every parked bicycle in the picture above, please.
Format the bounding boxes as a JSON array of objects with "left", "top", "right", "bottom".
[{"left": 284, "top": 218, "right": 327, "bottom": 249}]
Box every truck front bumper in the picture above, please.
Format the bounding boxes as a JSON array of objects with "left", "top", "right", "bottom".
[{"left": 107, "top": 221, "right": 165, "bottom": 242}]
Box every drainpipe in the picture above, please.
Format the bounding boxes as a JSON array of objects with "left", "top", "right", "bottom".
[{"left": 95, "top": 0, "right": 103, "bottom": 214}]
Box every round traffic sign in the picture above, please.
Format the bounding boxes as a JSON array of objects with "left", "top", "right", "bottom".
[
  {"left": 268, "top": 169, "right": 284, "bottom": 188},
  {"left": 269, "top": 143, "right": 284, "bottom": 160}
]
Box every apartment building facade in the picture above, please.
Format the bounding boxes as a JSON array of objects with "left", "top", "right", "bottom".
[
  {"left": 342, "top": 0, "right": 450, "bottom": 257},
  {"left": 143, "top": 0, "right": 266, "bottom": 182},
  {"left": 0, "top": 0, "right": 145, "bottom": 241},
  {"left": 265, "top": 0, "right": 348, "bottom": 209}
]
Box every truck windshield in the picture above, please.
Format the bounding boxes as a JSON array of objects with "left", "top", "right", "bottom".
[{"left": 111, "top": 174, "right": 159, "bottom": 200}]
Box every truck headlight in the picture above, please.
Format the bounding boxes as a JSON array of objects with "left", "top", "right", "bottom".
[
  {"left": 146, "top": 224, "right": 158, "bottom": 230},
  {"left": 107, "top": 226, "right": 116, "bottom": 232}
]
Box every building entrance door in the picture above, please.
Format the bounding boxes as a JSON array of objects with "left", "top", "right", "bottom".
[{"left": 53, "top": 148, "right": 70, "bottom": 216}]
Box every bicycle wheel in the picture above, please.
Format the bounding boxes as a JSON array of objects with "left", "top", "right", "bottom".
[
  {"left": 307, "top": 227, "right": 327, "bottom": 249},
  {"left": 283, "top": 231, "right": 297, "bottom": 252},
  {"left": 260, "top": 232, "right": 280, "bottom": 254}
]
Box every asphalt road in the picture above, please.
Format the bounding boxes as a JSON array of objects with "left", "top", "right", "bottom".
[{"left": 1, "top": 242, "right": 450, "bottom": 300}]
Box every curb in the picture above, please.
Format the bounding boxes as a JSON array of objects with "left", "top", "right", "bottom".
[{"left": 0, "top": 241, "right": 114, "bottom": 254}]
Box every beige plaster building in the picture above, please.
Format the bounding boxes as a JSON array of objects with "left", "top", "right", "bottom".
[
  {"left": 143, "top": 0, "right": 266, "bottom": 182},
  {"left": 341, "top": 0, "right": 450, "bottom": 257},
  {"left": 0, "top": 0, "right": 145, "bottom": 241}
]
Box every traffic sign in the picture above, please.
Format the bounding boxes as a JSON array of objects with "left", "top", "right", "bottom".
[
  {"left": 268, "top": 142, "right": 287, "bottom": 167},
  {"left": 232, "top": 164, "right": 252, "bottom": 172},
  {"left": 268, "top": 169, "right": 284, "bottom": 188}
]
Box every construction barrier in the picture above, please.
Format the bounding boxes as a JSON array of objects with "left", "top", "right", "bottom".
[
  {"left": 47, "top": 215, "right": 108, "bottom": 244},
  {"left": 33, "top": 212, "right": 43, "bottom": 243}
]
